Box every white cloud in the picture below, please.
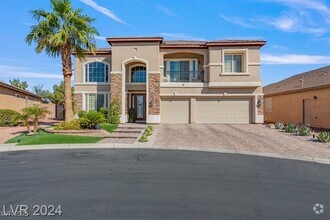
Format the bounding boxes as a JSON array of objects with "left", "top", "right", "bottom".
[
  {"left": 261, "top": 53, "right": 330, "bottom": 64},
  {"left": 220, "top": 14, "right": 255, "bottom": 28},
  {"left": 267, "top": 15, "right": 297, "bottom": 31},
  {"left": 155, "top": 4, "right": 175, "bottom": 17},
  {"left": 0, "top": 64, "right": 61, "bottom": 79},
  {"left": 263, "top": 0, "right": 330, "bottom": 13},
  {"left": 79, "top": 0, "right": 128, "bottom": 25},
  {"left": 160, "top": 33, "right": 206, "bottom": 41},
  {"left": 94, "top": 35, "right": 106, "bottom": 41}
]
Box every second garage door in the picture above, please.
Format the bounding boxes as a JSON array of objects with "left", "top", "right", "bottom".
[
  {"left": 161, "top": 98, "right": 189, "bottom": 123},
  {"left": 195, "top": 98, "right": 251, "bottom": 124}
]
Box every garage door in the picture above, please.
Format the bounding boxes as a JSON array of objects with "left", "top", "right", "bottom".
[
  {"left": 161, "top": 98, "right": 189, "bottom": 123},
  {"left": 195, "top": 99, "right": 251, "bottom": 124}
]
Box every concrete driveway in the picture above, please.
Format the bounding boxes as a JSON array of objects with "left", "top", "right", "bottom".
[{"left": 155, "top": 124, "right": 330, "bottom": 159}]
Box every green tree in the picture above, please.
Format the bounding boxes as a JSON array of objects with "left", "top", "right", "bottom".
[
  {"left": 9, "top": 79, "right": 28, "bottom": 90},
  {"left": 48, "top": 81, "right": 74, "bottom": 105},
  {"left": 26, "top": 0, "right": 99, "bottom": 122},
  {"left": 32, "top": 84, "right": 51, "bottom": 103},
  {"left": 22, "top": 104, "right": 50, "bottom": 132}
]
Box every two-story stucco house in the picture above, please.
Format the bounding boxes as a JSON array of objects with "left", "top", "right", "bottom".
[{"left": 73, "top": 37, "right": 266, "bottom": 124}]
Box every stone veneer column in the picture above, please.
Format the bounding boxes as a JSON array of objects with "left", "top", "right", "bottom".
[
  {"left": 73, "top": 93, "right": 82, "bottom": 113},
  {"left": 148, "top": 73, "right": 160, "bottom": 123},
  {"left": 110, "top": 74, "right": 122, "bottom": 105}
]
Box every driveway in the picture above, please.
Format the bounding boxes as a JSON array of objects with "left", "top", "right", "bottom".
[
  {"left": 155, "top": 124, "right": 330, "bottom": 159},
  {"left": 0, "top": 149, "right": 329, "bottom": 219}
]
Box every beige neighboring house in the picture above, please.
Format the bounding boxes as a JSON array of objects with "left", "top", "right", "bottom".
[
  {"left": 264, "top": 66, "right": 330, "bottom": 129},
  {"left": 0, "top": 81, "right": 42, "bottom": 111},
  {"left": 73, "top": 36, "right": 266, "bottom": 124}
]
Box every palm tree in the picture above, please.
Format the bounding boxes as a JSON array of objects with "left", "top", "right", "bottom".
[
  {"left": 23, "top": 105, "right": 50, "bottom": 132},
  {"left": 26, "top": 0, "right": 99, "bottom": 122}
]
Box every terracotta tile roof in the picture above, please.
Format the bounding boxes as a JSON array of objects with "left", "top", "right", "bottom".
[
  {"left": 0, "top": 81, "right": 42, "bottom": 99},
  {"left": 264, "top": 66, "right": 330, "bottom": 95}
]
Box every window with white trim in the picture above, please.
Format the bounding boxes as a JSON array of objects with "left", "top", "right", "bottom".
[
  {"left": 224, "top": 54, "right": 243, "bottom": 73},
  {"left": 85, "top": 62, "right": 109, "bottom": 83},
  {"left": 85, "top": 93, "right": 109, "bottom": 111},
  {"left": 131, "top": 66, "right": 146, "bottom": 83}
]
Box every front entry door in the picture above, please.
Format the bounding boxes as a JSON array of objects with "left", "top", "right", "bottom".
[{"left": 133, "top": 94, "right": 146, "bottom": 121}]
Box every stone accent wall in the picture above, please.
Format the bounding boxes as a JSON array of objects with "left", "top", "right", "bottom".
[
  {"left": 257, "top": 95, "right": 264, "bottom": 115},
  {"left": 148, "top": 73, "right": 160, "bottom": 115},
  {"left": 110, "top": 74, "right": 122, "bottom": 107},
  {"left": 73, "top": 93, "right": 83, "bottom": 113}
]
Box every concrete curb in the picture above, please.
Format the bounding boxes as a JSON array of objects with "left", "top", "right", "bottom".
[{"left": 0, "top": 143, "right": 329, "bottom": 165}]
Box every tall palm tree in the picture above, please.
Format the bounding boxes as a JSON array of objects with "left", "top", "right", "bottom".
[{"left": 26, "top": 0, "right": 99, "bottom": 122}]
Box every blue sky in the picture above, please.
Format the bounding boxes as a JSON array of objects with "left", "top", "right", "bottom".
[{"left": 1, "top": 0, "right": 330, "bottom": 91}]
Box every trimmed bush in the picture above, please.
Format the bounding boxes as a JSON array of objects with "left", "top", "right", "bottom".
[
  {"left": 139, "top": 133, "right": 148, "bottom": 142},
  {"left": 78, "top": 110, "right": 87, "bottom": 118},
  {"left": 284, "top": 123, "right": 296, "bottom": 133},
  {"left": 299, "top": 126, "right": 311, "bottom": 136},
  {"left": 317, "top": 132, "right": 330, "bottom": 143},
  {"left": 54, "top": 120, "right": 82, "bottom": 130},
  {"left": 146, "top": 124, "right": 154, "bottom": 132},
  {"left": 80, "top": 110, "right": 106, "bottom": 129},
  {"left": 0, "top": 109, "right": 20, "bottom": 126},
  {"left": 275, "top": 122, "right": 284, "bottom": 129},
  {"left": 99, "top": 107, "right": 109, "bottom": 122},
  {"left": 109, "top": 98, "right": 121, "bottom": 125}
]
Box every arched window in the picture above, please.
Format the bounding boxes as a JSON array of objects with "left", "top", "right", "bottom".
[
  {"left": 131, "top": 66, "right": 146, "bottom": 83},
  {"left": 85, "top": 62, "right": 109, "bottom": 83}
]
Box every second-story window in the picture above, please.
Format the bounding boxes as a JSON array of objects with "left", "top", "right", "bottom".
[
  {"left": 224, "top": 54, "right": 243, "bottom": 73},
  {"left": 131, "top": 66, "right": 146, "bottom": 83},
  {"left": 85, "top": 62, "right": 109, "bottom": 83}
]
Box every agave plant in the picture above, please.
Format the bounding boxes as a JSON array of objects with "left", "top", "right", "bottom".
[
  {"left": 317, "top": 132, "right": 330, "bottom": 143},
  {"left": 299, "top": 126, "right": 311, "bottom": 136},
  {"left": 275, "top": 122, "right": 284, "bottom": 129},
  {"left": 284, "top": 123, "right": 296, "bottom": 133}
]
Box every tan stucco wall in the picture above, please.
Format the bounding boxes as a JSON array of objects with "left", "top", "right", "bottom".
[
  {"left": 160, "top": 86, "right": 262, "bottom": 95},
  {"left": 74, "top": 55, "right": 111, "bottom": 83},
  {"left": 0, "top": 86, "right": 42, "bottom": 112},
  {"left": 111, "top": 42, "right": 160, "bottom": 72},
  {"left": 264, "top": 87, "right": 330, "bottom": 128},
  {"left": 74, "top": 84, "right": 110, "bottom": 93}
]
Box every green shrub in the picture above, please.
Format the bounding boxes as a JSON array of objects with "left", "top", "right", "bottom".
[
  {"left": 139, "top": 133, "right": 148, "bottom": 142},
  {"left": 54, "top": 119, "right": 82, "bottom": 130},
  {"left": 109, "top": 98, "right": 121, "bottom": 124},
  {"left": 144, "top": 129, "right": 152, "bottom": 136},
  {"left": 275, "top": 122, "right": 284, "bottom": 129},
  {"left": 78, "top": 110, "right": 87, "bottom": 118},
  {"left": 299, "top": 126, "right": 311, "bottom": 136},
  {"left": 128, "top": 108, "right": 136, "bottom": 123},
  {"left": 0, "top": 109, "right": 20, "bottom": 126},
  {"left": 317, "top": 132, "right": 330, "bottom": 143},
  {"left": 99, "top": 107, "right": 109, "bottom": 122},
  {"left": 284, "top": 123, "right": 296, "bottom": 133},
  {"left": 146, "top": 124, "right": 154, "bottom": 131},
  {"left": 80, "top": 110, "right": 106, "bottom": 129}
]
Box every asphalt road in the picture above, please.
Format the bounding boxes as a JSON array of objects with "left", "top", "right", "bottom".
[{"left": 0, "top": 149, "right": 329, "bottom": 220}]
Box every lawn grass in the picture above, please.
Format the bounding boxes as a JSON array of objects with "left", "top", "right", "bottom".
[
  {"left": 100, "top": 123, "right": 118, "bottom": 133},
  {"left": 5, "top": 130, "right": 103, "bottom": 145}
]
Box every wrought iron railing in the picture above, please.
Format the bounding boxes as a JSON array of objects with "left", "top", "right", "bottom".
[{"left": 163, "top": 71, "right": 204, "bottom": 82}]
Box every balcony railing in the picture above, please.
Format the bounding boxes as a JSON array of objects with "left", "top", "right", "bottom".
[{"left": 163, "top": 71, "right": 204, "bottom": 83}]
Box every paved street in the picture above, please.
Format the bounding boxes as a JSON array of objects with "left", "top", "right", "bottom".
[{"left": 0, "top": 148, "right": 329, "bottom": 219}]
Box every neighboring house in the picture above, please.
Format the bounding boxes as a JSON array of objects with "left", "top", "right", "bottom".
[
  {"left": 264, "top": 66, "right": 330, "bottom": 129},
  {"left": 73, "top": 36, "right": 266, "bottom": 124},
  {"left": 0, "top": 81, "right": 42, "bottom": 111}
]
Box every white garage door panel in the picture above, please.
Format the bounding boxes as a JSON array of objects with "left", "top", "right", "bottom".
[
  {"left": 161, "top": 99, "right": 189, "bottom": 123},
  {"left": 196, "top": 99, "right": 250, "bottom": 124}
]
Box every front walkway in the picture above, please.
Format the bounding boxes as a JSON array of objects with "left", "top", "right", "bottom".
[{"left": 154, "top": 124, "right": 330, "bottom": 160}]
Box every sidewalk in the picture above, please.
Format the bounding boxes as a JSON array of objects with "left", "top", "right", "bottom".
[{"left": 1, "top": 142, "right": 330, "bottom": 165}]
